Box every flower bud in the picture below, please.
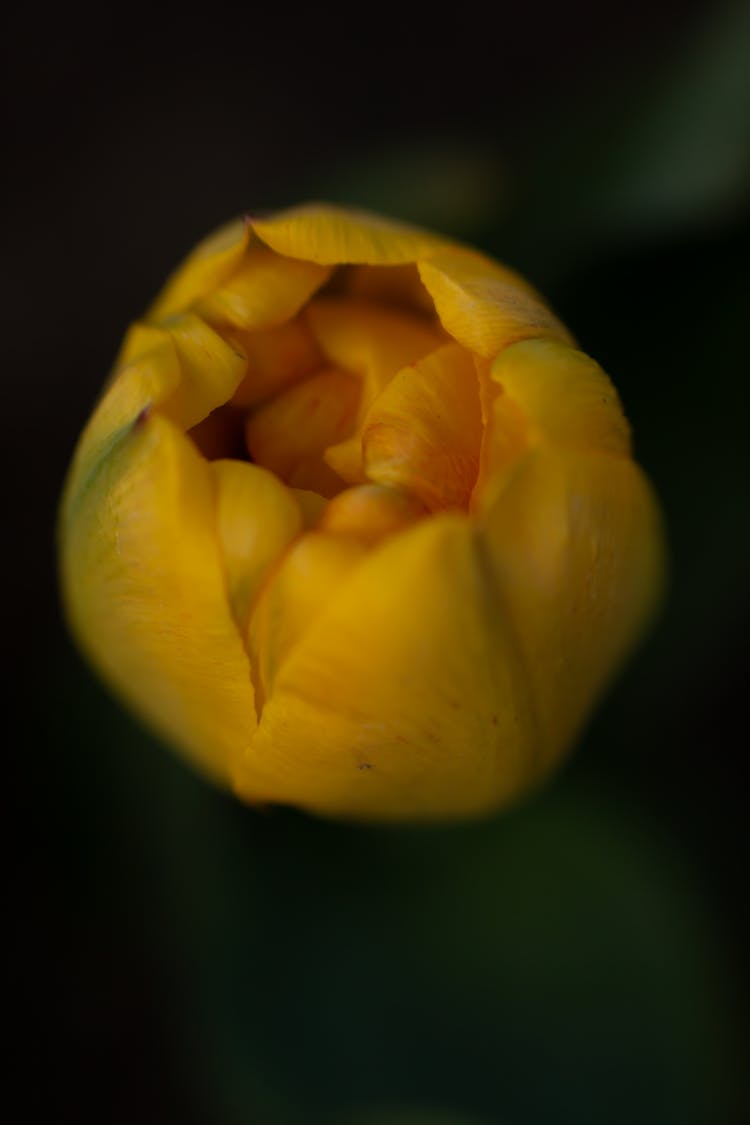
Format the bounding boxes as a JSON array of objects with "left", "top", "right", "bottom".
[{"left": 59, "top": 204, "right": 664, "bottom": 821}]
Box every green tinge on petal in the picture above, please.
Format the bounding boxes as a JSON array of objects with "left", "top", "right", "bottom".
[
  {"left": 64, "top": 315, "right": 248, "bottom": 521},
  {"left": 61, "top": 413, "right": 257, "bottom": 783},
  {"left": 62, "top": 335, "right": 182, "bottom": 520}
]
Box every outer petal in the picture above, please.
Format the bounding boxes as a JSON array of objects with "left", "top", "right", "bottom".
[
  {"left": 251, "top": 203, "right": 450, "bottom": 265},
  {"left": 490, "top": 338, "right": 631, "bottom": 456},
  {"left": 64, "top": 315, "right": 247, "bottom": 509},
  {"left": 60, "top": 413, "right": 257, "bottom": 782},
  {"left": 478, "top": 446, "right": 666, "bottom": 769},
  {"left": 64, "top": 335, "right": 181, "bottom": 508},
  {"left": 473, "top": 338, "right": 632, "bottom": 510},
  {"left": 418, "top": 248, "right": 573, "bottom": 358},
  {"left": 149, "top": 218, "right": 251, "bottom": 321},
  {"left": 235, "top": 516, "right": 541, "bottom": 821}
]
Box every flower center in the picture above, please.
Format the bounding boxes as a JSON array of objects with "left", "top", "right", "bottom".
[{"left": 189, "top": 267, "right": 485, "bottom": 537}]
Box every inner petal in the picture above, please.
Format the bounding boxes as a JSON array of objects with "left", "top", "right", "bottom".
[
  {"left": 195, "top": 244, "right": 331, "bottom": 331},
  {"left": 247, "top": 530, "right": 368, "bottom": 710},
  {"left": 244, "top": 367, "right": 360, "bottom": 497},
  {"left": 211, "top": 459, "right": 303, "bottom": 632},
  {"left": 362, "top": 342, "right": 483, "bottom": 511},
  {"left": 340, "top": 264, "right": 437, "bottom": 317},
  {"left": 304, "top": 296, "right": 445, "bottom": 488},
  {"left": 304, "top": 296, "right": 444, "bottom": 422},
  {"left": 229, "top": 316, "right": 322, "bottom": 409},
  {"left": 319, "top": 484, "right": 427, "bottom": 543}
]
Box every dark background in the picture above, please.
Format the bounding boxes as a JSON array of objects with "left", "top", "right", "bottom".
[{"left": 6, "top": 2, "right": 749, "bottom": 1122}]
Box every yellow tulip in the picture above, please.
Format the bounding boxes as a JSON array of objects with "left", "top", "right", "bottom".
[{"left": 59, "top": 204, "right": 665, "bottom": 822}]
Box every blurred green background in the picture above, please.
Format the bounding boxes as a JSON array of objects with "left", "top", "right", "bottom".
[{"left": 7, "top": 1, "right": 749, "bottom": 1122}]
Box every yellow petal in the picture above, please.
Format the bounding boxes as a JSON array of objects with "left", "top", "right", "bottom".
[
  {"left": 319, "top": 484, "right": 427, "bottom": 544},
  {"left": 472, "top": 370, "right": 529, "bottom": 510},
  {"left": 472, "top": 338, "right": 633, "bottom": 510},
  {"left": 60, "top": 413, "right": 257, "bottom": 783},
  {"left": 158, "top": 313, "right": 248, "bottom": 431},
  {"left": 247, "top": 531, "right": 368, "bottom": 711},
  {"left": 343, "top": 263, "right": 437, "bottom": 316},
  {"left": 63, "top": 335, "right": 181, "bottom": 511},
  {"left": 491, "top": 338, "right": 631, "bottom": 455},
  {"left": 287, "top": 460, "right": 347, "bottom": 497},
  {"left": 149, "top": 218, "right": 251, "bottom": 321},
  {"left": 322, "top": 436, "right": 366, "bottom": 485},
  {"left": 305, "top": 296, "right": 443, "bottom": 402},
  {"left": 251, "top": 203, "right": 449, "bottom": 265},
  {"left": 418, "top": 248, "right": 573, "bottom": 358},
  {"left": 114, "top": 321, "right": 174, "bottom": 371},
  {"left": 291, "top": 488, "right": 329, "bottom": 528},
  {"left": 244, "top": 367, "right": 360, "bottom": 496},
  {"left": 235, "top": 516, "right": 540, "bottom": 821},
  {"left": 229, "top": 317, "right": 322, "bottom": 408},
  {"left": 479, "top": 446, "right": 666, "bottom": 769},
  {"left": 69, "top": 314, "right": 247, "bottom": 505},
  {"left": 363, "top": 343, "right": 483, "bottom": 511},
  {"left": 211, "top": 459, "right": 303, "bottom": 631},
  {"left": 196, "top": 244, "right": 331, "bottom": 331},
  {"left": 305, "top": 296, "right": 444, "bottom": 484}
]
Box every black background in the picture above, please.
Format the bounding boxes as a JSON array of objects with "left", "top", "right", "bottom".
[{"left": 6, "top": 2, "right": 749, "bottom": 1123}]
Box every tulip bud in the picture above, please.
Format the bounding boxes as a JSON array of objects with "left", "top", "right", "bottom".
[{"left": 59, "top": 204, "right": 664, "bottom": 821}]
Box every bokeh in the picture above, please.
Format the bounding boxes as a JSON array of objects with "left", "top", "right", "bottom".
[{"left": 7, "top": 1, "right": 749, "bottom": 1122}]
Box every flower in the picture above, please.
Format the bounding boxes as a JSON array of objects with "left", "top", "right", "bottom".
[{"left": 59, "top": 204, "right": 664, "bottom": 822}]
